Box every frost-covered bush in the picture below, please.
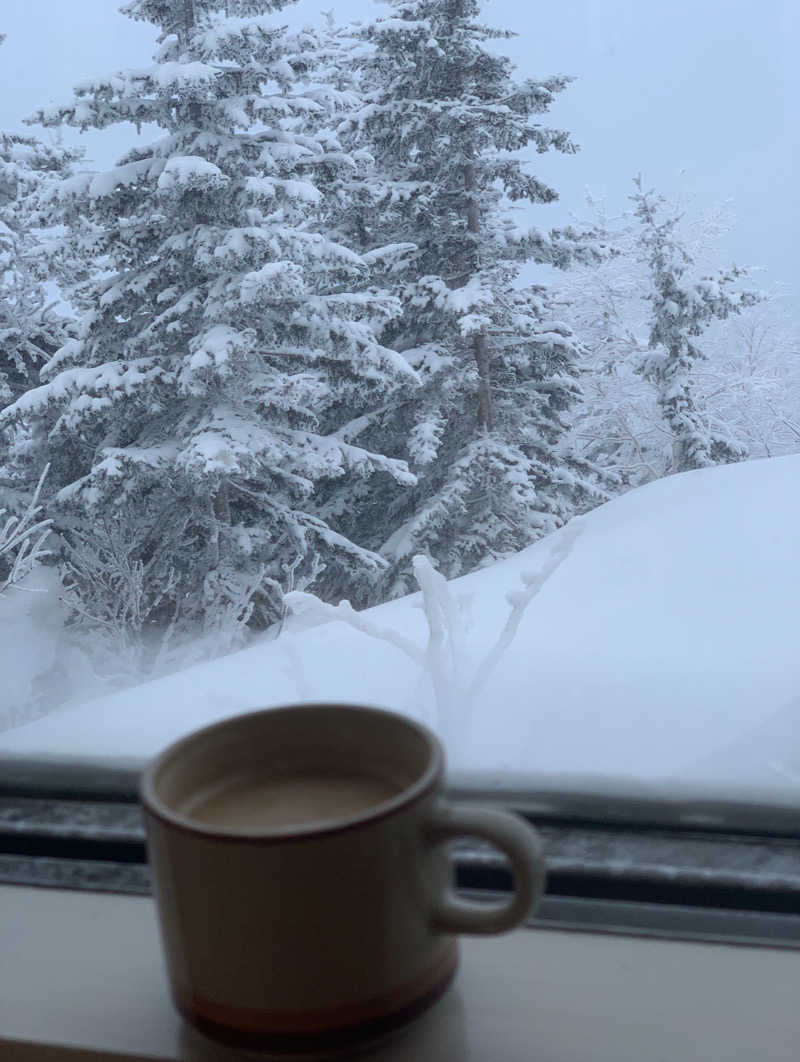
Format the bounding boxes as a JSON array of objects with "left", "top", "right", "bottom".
[
  {"left": 0, "top": 466, "right": 50, "bottom": 594},
  {"left": 556, "top": 184, "right": 766, "bottom": 484}
]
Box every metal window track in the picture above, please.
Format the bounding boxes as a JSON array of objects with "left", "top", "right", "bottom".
[{"left": 2, "top": 792, "right": 799, "bottom": 948}]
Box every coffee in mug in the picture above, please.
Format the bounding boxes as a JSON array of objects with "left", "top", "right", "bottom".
[
  {"left": 141, "top": 703, "right": 546, "bottom": 1053},
  {"left": 181, "top": 771, "right": 400, "bottom": 830}
]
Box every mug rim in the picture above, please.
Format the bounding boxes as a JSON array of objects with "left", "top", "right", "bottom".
[{"left": 140, "top": 702, "right": 444, "bottom": 844}]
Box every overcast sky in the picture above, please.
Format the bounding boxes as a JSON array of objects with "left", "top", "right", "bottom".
[{"left": 2, "top": 0, "right": 797, "bottom": 303}]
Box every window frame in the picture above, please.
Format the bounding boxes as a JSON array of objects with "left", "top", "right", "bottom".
[{"left": 3, "top": 757, "right": 800, "bottom": 950}]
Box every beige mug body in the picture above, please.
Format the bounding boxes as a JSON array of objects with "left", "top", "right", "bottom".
[{"left": 141, "top": 703, "right": 546, "bottom": 1052}]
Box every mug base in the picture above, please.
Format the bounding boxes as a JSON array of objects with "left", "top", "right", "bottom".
[{"left": 174, "top": 945, "right": 459, "bottom": 1057}]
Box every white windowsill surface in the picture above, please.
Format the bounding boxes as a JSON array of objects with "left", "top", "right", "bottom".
[{"left": 1, "top": 884, "right": 799, "bottom": 1061}]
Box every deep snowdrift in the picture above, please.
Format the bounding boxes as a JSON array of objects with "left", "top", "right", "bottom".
[{"left": 2, "top": 454, "right": 799, "bottom": 802}]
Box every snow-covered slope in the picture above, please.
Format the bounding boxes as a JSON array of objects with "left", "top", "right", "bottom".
[{"left": 2, "top": 455, "right": 799, "bottom": 800}]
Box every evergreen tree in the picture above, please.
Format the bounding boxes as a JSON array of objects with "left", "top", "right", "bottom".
[
  {"left": 631, "top": 176, "right": 761, "bottom": 472},
  {"left": 0, "top": 35, "right": 76, "bottom": 413},
  {"left": 322, "top": 0, "right": 604, "bottom": 596},
  {"left": 0, "top": 33, "right": 78, "bottom": 593},
  {"left": 1, "top": 1, "right": 417, "bottom": 662}
]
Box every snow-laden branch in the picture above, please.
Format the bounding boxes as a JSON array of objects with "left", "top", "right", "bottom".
[
  {"left": 284, "top": 521, "right": 583, "bottom": 745},
  {"left": 467, "top": 521, "right": 583, "bottom": 702},
  {"left": 284, "top": 592, "right": 425, "bottom": 665},
  {"left": 0, "top": 465, "right": 52, "bottom": 595}
]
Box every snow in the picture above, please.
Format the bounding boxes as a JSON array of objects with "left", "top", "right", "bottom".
[
  {"left": 244, "top": 175, "right": 277, "bottom": 200},
  {"left": 88, "top": 158, "right": 162, "bottom": 199},
  {"left": 184, "top": 325, "right": 248, "bottom": 376},
  {"left": 239, "top": 260, "right": 306, "bottom": 302},
  {"left": 444, "top": 276, "right": 492, "bottom": 314},
  {"left": 278, "top": 179, "right": 322, "bottom": 204},
  {"left": 2, "top": 358, "right": 170, "bottom": 422},
  {"left": 2, "top": 454, "right": 800, "bottom": 804},
  {"left": 154, "top": 62, "right": 218, "bottom": 91},
  {"left": 374, "top": 19, "right": 431, "bottom": 35},
  {"left": 0, "top": 568, "right": 91, "bottom": 733},
  {"left": 156, "top": 156, "right": 227, "bottom": 192}
]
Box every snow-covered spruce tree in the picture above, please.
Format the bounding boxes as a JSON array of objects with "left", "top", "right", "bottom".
[
  {"left": 0, "top": 142, "right": 69, "bottom": 414},
  {"left": 1, "top": 1, "right": 418, "bottom": 663},
  {"left": 0, "top": 34, "right": 79, "bottom": 594},
  {"left": 631, "top": 176, "right": 761, "bottom": 473},
  {"left": 0, "top": 35, "right": 78, "bottom": 413},
  {"left": 316, "top": 0, "right": 604, "bottom": 597}
]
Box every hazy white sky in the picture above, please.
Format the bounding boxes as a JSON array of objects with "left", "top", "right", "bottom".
[{"left": 1, "top": 0, "right": 798, "bottom": 299}]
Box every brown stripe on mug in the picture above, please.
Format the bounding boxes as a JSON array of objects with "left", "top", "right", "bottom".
[{"left": 174, "top": 942, "right": 460, "bottom": 1052}]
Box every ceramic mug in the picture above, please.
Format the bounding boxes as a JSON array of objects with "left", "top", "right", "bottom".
[{"left": 140, "top": 703, "right": 546, "bottom": 1053}]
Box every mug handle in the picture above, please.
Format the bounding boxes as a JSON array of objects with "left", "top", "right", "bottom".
[{"left": 423, "top": 803, "right": 546, "bottom": 934}]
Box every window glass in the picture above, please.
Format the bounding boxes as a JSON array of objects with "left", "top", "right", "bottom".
[{"left": 0, "top": 0, "right": 796, "bottom": 808}]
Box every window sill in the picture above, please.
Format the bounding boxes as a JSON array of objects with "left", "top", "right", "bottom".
[{"left": 2, "top": 884, "right": 799, "bottom": 1061}]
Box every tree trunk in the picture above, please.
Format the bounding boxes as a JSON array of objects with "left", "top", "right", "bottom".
[
  {"left": 177, "top": 1, "right": 202, "bottom": 126},
  {"left": 473, "top": 333, "right": 493, "bottom": 431},
  {"left": 463, "top": 157, "right": 493, "bottom": 431},
  {"left": 214, "top": 481, "right": 231, "bottom": 529},
  {"left": 182, "top": 0, "right": 195, "bottom": 38}
]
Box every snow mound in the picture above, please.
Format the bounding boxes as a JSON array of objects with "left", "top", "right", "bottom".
[{"left": 2, "top": 455, "right": 799, "bottom": 801}]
